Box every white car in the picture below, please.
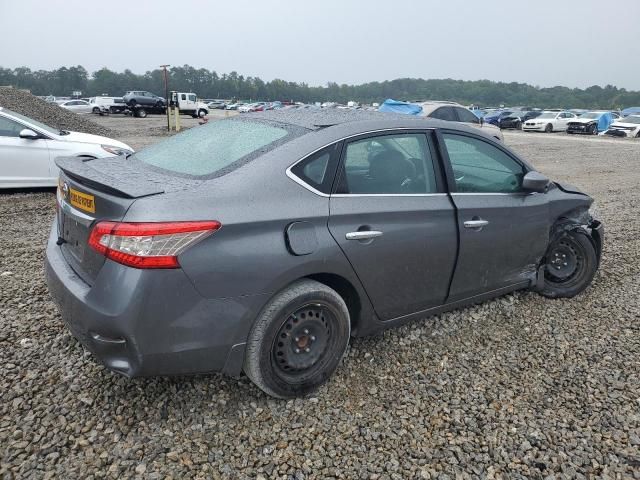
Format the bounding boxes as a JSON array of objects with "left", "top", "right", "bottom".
[
  {"left": 56, "top": 99, "right": 93, "bottom": 114},
  {"left": 522, "top": 111, "right": 578, "bottom": 133},
  {"left": 604, "top": 115, "right": 640, "bottom": 138},
  {"left": 0, "top": 107, "right": 133, "bottom": 188}
]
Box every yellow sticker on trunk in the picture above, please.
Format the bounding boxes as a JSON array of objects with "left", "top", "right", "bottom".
[{"left": 69, "top": 188, "right": 95, "bottom": 213}]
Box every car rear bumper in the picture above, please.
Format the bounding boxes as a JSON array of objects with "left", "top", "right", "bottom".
[{"left": 45, "top": 221, "right": 263, "bottom": 378}]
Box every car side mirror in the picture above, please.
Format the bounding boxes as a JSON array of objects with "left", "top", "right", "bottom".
[
  {"left": 19, "top": 129, "right": 40, "bottom": 140},
  {"left": 522, "top": 171, "right": 550, "bottom": 193}
]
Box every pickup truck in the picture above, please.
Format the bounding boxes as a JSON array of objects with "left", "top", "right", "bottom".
[{"left": 170, "top": 92, "right": 209, "bottom": 118}]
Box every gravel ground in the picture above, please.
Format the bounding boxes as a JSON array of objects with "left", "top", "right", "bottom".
[
  {"left": 0, "top": 87, "right": 115, "bottom": 137},
  {"left": 1, "top": 128, "right": 639, "bottom": 479}
]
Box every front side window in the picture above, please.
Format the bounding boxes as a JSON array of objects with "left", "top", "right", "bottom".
[
  {"left": 338, "top": 133, "right": 438, "bottom": 194},
  {"left": 0, "top": 115, "right": 24, "bottom": 137},
  {"left": 188, "top": 94, "right": 196, "bottom": 102},
  {"left": 443, "top": 133, "right": 525, "bottom": 193}
]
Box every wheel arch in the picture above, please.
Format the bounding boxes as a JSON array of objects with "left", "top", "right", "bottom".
[{"left": 304, "top": 272, "right": 363, "bottom": 335}]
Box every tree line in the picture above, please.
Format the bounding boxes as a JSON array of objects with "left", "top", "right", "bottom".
[{"left": 1, "top": 65, "right": 638, "bottom": 109}]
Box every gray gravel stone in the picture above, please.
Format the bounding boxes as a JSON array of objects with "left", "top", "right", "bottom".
[{"left": 0, "top": 126, "right": 638, "bottom": 479}]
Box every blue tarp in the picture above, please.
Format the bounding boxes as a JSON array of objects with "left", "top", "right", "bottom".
[
  {"left": 597, "top": 112, "right": 614, "bottom": 132},
  {"left": 378, "top": 99, "right": 422, "bottom": 115},
  {"left": 622, "top": 107, "right": 640, "bottom": 116}
]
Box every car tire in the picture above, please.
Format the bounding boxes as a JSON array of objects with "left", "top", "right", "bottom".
[
  {"left": 515, "top": 121, "right": 522, "bottom": 130},
  {"left": 92, "top": 107, "right": 100, "bottom": 114},
  {"left": 539, "top": 229, "right": 598, "bottom": 299},
  {"left": 128, "top": 100, "right": 137, "bottom": 107},
  {"left": 135, "top": 108, "right": 147, "bottom": 118},
  {"left": 198, "top": 109, "right": 207, "bottom": 118},
  {"left": 589, "top": 124, "right": 598, "bottom": 135},
  {"left": 545, "top": 123, "right": 553, "bottom": 133},
  {"left": 244, "top": 279, "right": 351, "bottom": 398}
]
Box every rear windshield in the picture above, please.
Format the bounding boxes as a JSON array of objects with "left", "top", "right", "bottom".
[{"left": 133, "top": 119, "right": 303, "bottom": 177}]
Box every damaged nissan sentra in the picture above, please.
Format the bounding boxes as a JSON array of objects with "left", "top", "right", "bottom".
[{"left": 45, "top": 110, "right": 603, "bottom": 398}]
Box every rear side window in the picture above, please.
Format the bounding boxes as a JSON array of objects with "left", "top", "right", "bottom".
[
  {"left": 290, "top": 143, "right": 341, "bottom": 194},
  {"left": 338, "top": 133, "right": 438, "bottom": 194},
  {"left": 135, "top": 119, "right": 297, "bottom": 177},
  {"left": 430, "top": 107, "right": 456, "bottom": 121},
  {"left": 455, "top": 107, "right": 480, "bottom": 124}
]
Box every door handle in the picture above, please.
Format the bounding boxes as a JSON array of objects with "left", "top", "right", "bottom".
[
  {"left": 464, "top": 219, "right": 489, "bottom": 229},
  {"left": 345, "top": 230, "right": 383, "bottom": 240}
]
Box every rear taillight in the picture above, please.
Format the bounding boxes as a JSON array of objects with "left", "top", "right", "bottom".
[{"left": 88, "top": 221, "right": 221, "bottom": 269}]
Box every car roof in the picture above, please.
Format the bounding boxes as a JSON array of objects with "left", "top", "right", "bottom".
[{"left": 249, "top": 109, "right": 492, "bottom": 140}]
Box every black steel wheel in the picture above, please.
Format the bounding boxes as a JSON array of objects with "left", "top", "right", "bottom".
[
  {"left": 244, "top": 280, "right": 350, "bottom": 398},
  {"left": 540, "top": 229, "right": 598, "bottom": 298}
]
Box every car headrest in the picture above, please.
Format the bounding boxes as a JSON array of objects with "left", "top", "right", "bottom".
[{"left": 369, "top": 150, "right": 416, "bottom": 182}]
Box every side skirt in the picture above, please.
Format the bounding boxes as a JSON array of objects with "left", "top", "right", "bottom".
[{"left": 355, "top": 280, "right": 532, "bottom": 336}]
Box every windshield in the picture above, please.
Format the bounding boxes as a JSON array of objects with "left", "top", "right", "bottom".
[
  {"left": 0, "top": 108, "right": 60, "bottom": 135},
  {"left": 537, "top": 112, "right": 558, "bottom": 119},
  {"left": 134, "top": 119, "right": 302, "bottom": 177},
  {"left": 620, "top": 116, "right": 640, "bottom": 124},
  {"left": 580, "top": 112, "right": 602, "bottom": 119}
]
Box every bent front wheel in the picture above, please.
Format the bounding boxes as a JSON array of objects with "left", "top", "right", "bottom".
[{"left": 539, "top": 230, "right": 598, "bottom": 298}]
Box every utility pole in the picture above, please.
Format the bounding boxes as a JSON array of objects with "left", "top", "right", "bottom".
[{"left": 160, "top": 65, "right": 170, "bottom": 132}]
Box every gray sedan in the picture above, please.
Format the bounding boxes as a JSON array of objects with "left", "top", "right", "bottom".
[{"left": 45, "top": 110, "right": 603, "bottom": 398}]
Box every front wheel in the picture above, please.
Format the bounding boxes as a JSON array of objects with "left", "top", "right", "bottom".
[
  {"left": 545, "top": 123, "right": 553, "bottom": 133},
  {"left": 589, "top": 124, "right": 598, "bottom": 135},
  {"left": 244, "top": 280, "right": 351, "bottom": 398},
  {"left": 198, "top": 109, "right": 207, "bottom": 118},
  {"left": 539, "top": 230, "right": 598, "bottom": 298}
]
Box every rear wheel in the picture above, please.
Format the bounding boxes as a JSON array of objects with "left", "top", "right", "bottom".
[
  {"left": 135, "top": 108, "right": 147, "bottom": 118},
  {"left": 515, "top": 120, "right": 522, "bottom": 130},
  {"left": 92, "top": 107, "right": 100, "bottom": 114},
  {"left": 539, "top": 230, "right": 598, "bottom": 298},
  {"left": 545, "top": 123, "right": 553, "bottom": 133},
  {"left": 244, "top": 280, "right": 350, "bottom": 398}
]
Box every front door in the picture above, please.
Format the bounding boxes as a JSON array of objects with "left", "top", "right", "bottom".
[
  {"left": 439, "top": 131, "right": 550, "bottom": 301},
  {"left": 0, "top": 115, "right": 52, "bottom": 187},
  {"left": 328, "top": 131, "right": 458, "bottom": 320}
]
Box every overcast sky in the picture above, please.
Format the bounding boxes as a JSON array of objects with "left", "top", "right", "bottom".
[{"left": 2, "top": 0, "right": 639, "bottom": 90}]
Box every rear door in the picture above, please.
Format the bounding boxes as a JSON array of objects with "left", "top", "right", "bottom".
[
  {"left": 438, "top": 131, "right": 549, "bottom": 301},
  {"left": 328, "top": 130, "right": 458, "bottom": 320}
]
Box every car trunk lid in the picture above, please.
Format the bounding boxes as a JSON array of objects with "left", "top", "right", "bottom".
[{"left": 55, "top": 155, "right": 202, "bottom": 284}]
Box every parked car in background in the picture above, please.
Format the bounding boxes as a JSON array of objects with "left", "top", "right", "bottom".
[
  {"left": 499, "top": 111, "right": 542, "bottom": 130},
  {"left": 603, "top": 115, "right": 640, "bottom": 138},
  {"left": 483, "top": 110, "right": 514, "bottom": 126},
  {"left": 566, "top": 111, "right": 614, "bottom": 135},
  {"left": 0, "top": 107, "right": 133, "bottom": 188},
  {"left": 56, "top": 99, "right": 93, "bottom": 114},
  {"left": 523, "top": 111, "right": 578, "bottom": 133},
  {"left": 239, "top": 102, "right": 266, "bottom": 113},
  {"left": 207, "top": 100, "right": 227, "bottom": 109},
  {"left": 226, "top": 102, "right": 245, "bottom": 111},
  {"left": 122, "top": 91, "right": 165, "bottom": 107},
  {"left": 45, "top": 110, "right": 603, "bottom": 398},
  {"left": 418, "top": 101, "right": 504, "bottom": 141},
  {"left": 88, "top": 96, "right": 127, "bottom": 114}
]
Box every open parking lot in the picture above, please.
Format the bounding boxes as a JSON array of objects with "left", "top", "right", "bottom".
[{"left": 1, "top": 121, "right": 639, "bottom": 479}]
